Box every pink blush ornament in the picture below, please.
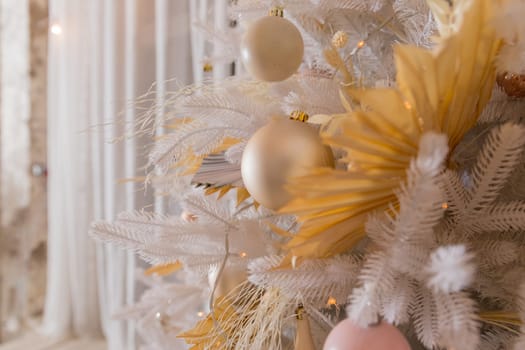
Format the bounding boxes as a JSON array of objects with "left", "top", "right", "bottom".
[{"left": 323, "top": 320, "right": 411, "bottom": 350}]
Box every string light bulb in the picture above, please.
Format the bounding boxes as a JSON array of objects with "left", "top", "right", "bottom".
[
  {"left": 327, "top": 297, "right": 337, "bottom": 306},
  {"left": 50, "top": 23, "right": 62, "bottom": 35}
]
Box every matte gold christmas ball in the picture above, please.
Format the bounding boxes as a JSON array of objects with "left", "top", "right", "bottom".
[
  {"left": 240, "top": 15, "right": 304, "bottom": 82},
  {"left": 323, "top": 320, "right": 411, "bottom": 350},
  {"left": 241, "top": 119, "right": 334, "bottom": 210}
]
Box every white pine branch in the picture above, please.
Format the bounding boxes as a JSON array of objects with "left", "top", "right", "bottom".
[
  {"left": 90, "top": 210, "right": 228, "bottom": 267},
  {"left": 347, "top": 251, "right": 397, "bottom": 326},
  {"left": 409, "top": 285, "right": 440, "bottom": 349},
  {"left": 473, "top": 239, "right": 520, "bottom": 269},
  {"left": 281, "top": 76, "right": 345, "bottom": 116},
  {"left": 386, "top": 132, "right": 448, "bottom": 278},
  {"left": 172, "top": 87, "right": 274, "bottom": 128},
  {"left": 148, "top": 123, "right": 249, "bottom": 173},
  {"left": 481, "top": 328, "right": 516, "bottom": 350},
  {"left": 466, "top": 123, "right": 525, "bottom": 215},
  {"left": 381, "top": 276, "right": 415, "bottom": 325},
  {"left": 248, "top": 255, "right": 360, "bottom": 305},
  {"left": 349, "top": 132, "right": 448, "bottom": 326},
  {"left": 472, "top": 201, "right": 525, "bottom": 233},
  {"left": 434, "top": 291, "right": 480, "bottom": 350},
  {"left": 393, "top": 0, "right": 435, "bottom": 46},
  {"left": 441, "top": 169, "right": 468, "bottom": 222}
]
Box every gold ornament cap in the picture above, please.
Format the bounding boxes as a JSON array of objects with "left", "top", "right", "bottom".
[{"left": 269, "top": 6, "right": 284, "bottom": 17}]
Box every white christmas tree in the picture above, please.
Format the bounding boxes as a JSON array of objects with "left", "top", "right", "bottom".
[{"left": 92, "top": 0, "right": 525, "bottom": 349}]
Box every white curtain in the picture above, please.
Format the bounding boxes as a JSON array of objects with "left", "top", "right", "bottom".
[{"left": 44, "top": 0, "right": 193, "bottom": 348}]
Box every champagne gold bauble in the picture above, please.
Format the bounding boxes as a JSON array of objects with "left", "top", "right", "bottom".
[
  {"left": 497, "top": 72, "right": 525, "bottom": 98},
  {"left": 240, "top": 15, "right": 304, "bottom": 82},
  {"left": 323, "top": 320, "right": 411, "bottom": 350},
  {"left": 241, "top": 119, "right": 334, "bottom": 210}
]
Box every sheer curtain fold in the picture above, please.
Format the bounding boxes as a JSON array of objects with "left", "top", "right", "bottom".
[{"left": 44, "top": 0, "right": 193, "bottom": 348}]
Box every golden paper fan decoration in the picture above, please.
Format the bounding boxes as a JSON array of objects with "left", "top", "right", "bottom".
[
  {"left": 280, "top": 0, "right": 501, "bottom": 262},
  {"left": 178, "top": 296, "right": 239, "bottom": 350},
  {"left": 144, "top": 262, "right": 182, "bottom": 276}
]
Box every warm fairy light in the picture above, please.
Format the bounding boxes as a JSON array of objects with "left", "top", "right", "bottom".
[
  {"left": 404, "top": 101, "right": 412, "bottom": 110},
  {"left": 357, "top": 40, "right": 365, "bottom": 49},
  {"left": 50, "top": 23, "right": 62, "bottom": 35},
  {"left": 181, "top": 211, "right": 197, "bottom": 222},
  {"left": 197, "top": 311, "right": 205, "bottom": 317},
  {"left": 327, "top": 297, "right": 337, "bottom": 306},
  {"left": 442, "top": 202, "right": 449, "bottom": 209},
  {"left": 240, "top": 252, "right": 247, "bottom": 258}
]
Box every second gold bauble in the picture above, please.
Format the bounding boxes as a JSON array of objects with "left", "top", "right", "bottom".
[
  {"left": 241, "top": 119, "right": 334, "bottom": 210},
  {"left": 240, "top": 15, "right": 304, "bottom": 82}
]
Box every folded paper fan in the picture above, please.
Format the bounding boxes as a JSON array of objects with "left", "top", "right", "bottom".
[{"left": 280, "top": 0, "right": 501, "bottom": 262}]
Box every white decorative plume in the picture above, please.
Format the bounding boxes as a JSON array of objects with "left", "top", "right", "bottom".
[{"left": 426, "top": 245, "right": 475, "bottom": 294}]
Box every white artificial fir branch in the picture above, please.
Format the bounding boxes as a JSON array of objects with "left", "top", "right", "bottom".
[
  {"left": 434, "top": 291, "right": 480, "bottom": 350},
  {"left": 248, "top": 255, "right": 361, "bottom": 305},
  {"left": 409, "top": 285, "right": 440, "bottom": 348},
  {"left": 348, "top": 132, "right": 448, "bottom": 327},
  {"left": 473, "top": 239, "right": 520, "bottom": 269},
  {"left": 472, "top": 201, "right": 525, "bottom": 233},
  {"left": 381, "top": 276, "right": 416, "bottom": 325},
  {"left": 148, "top": 123, "right": 249, "bottom": 173},
  {"left": 465, "top": 123, "right": 525, "bottom": 219},
  {"left": 281, "top": 76, "right": 345, "bottom": 116},
  {"left": 347, "top": 251, "right": 399, "bottom": 326},
  {"left": 393, "top": 0, "right": 434, "bottom": 47},
  {"left": 482, "top": 328, "right": 517, "bottom": 350}
]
